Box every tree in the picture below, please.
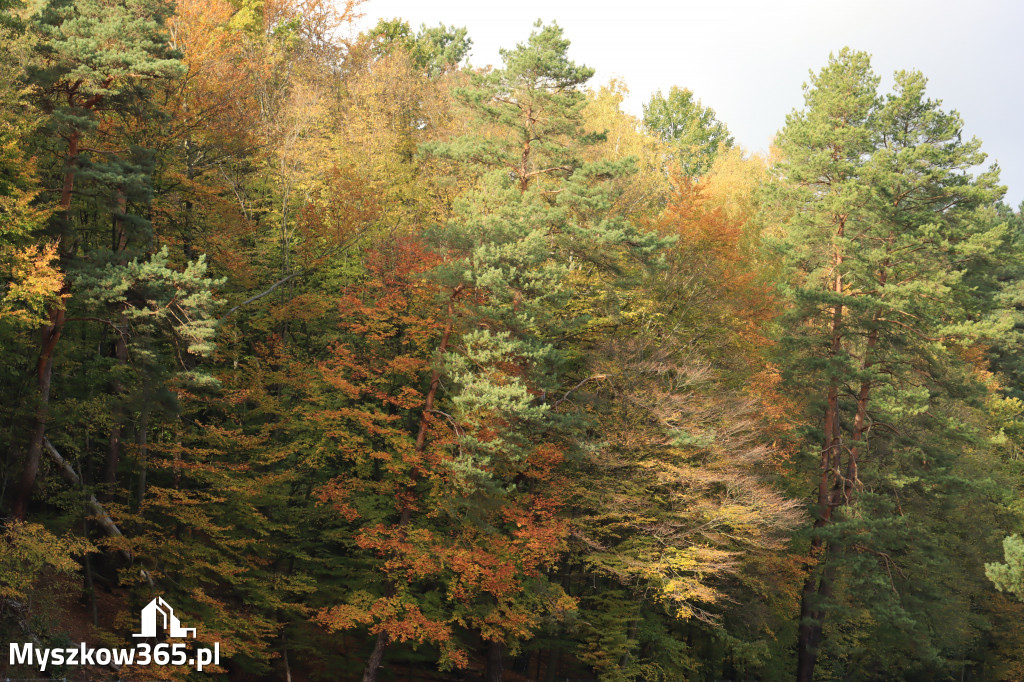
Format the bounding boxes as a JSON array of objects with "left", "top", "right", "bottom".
[
  {"left": 364, "top": 18, "right": 471, "bottom": 77},
  {"left": 321, "top": 22, "right": 666, "bottom": 681},
  {"left": 427, "top": 20, "right": 599, "bottom": 194},
  {"left": 581, "top": 80, "right": 670, "bottom": 220},
  {"left": 10, "top": 0, "right": 187, "bottom": 518},
  {"left": 0, "top": 14, "right": 61, "bottom": 332},
  {"left": 770, "top": 48, "right": 1008, "bottom": 681},
  {"left": 643, "top": 86, "right": 733, "bottom": 177}
]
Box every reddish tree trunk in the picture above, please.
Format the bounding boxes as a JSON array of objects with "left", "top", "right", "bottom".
[
  {"left": 797, "top": 222, "right": 846, "bottom": 680},
  {"left": 797, "top": 553, "right": 837, "bottom": 682},
  {"left": 13, "top": 306, "right": 65, "bottom": 519},
  {"left": 798, "top": 244, "right": 890, "bottom": 681},
  {"left": 12, "top": 84, "right": 112, "bottom": 518}
]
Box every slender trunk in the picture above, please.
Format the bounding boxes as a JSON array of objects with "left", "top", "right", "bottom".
[
  {"left": 512, "top": 649, "right": 533, "bottom": 675},
  {"left": 542, "top": 648, "right": 560, "bottom": 682},
  {"left": 361, "top": 285, "right": 463, "bottom": 682},
  {"left": 42, "top": 438, "right": 130, "bottom": 558},
  {"left": 412, "top": 288, "right": 461, "bottom": 458},
  {"left": 797, "top": 550, "right": 838, "bottom": 682},
  {"left": 134, "top": 406, "right": 149, "bottom": 510},
  {"left": 281, "top": 631, "right": 292, "bottom": 682},
  {"left": 59, "top": 132, "right": 81, "bottom": 217},
  {"left": 104, "top": 191, "right": 130, "bottom": 487},
  {"left": 799, "top": 250, "right": 890, "bottom": 681},
  {"left": 173, "top": 446, "right": 181, "bottom": 489},
  {"left": 619, "top": 616, "right": 639, "bottom": 668},
  {"left": 485, "top": 639, "right": 504, "bottom": 682},
  {"left": 361, "top": 632, "right": 388, "bottom": 682},
  {"left": 817, "top": 221, "right": 846, "bottom": 523},
  {"left": 82, "top": 515, "right": 99, "bottom": 627},
  {"left": 103, "top": 311, "right": 128, "bottom": 486},
  {"left": 12, "top": 83, "right": 117, "bottom": 517},
  {"left": 797, "top": 568, "right": 822, "bottom": 682},
  {"left": 104, "top": 420, "right": 121, "bottom": 487},
  {"left": 13, "top": 306, "right": 65, "bottom": 519},
  {"left": 12, "top": 122, "right": 88, "bottom": 518},
  {"left": 517, "top": 105, "right": 536, "bottom": 193},
  {"left": 844, "top": 262, "right": 887, "bottom": 495},
  {"left": 797, "top": 218, "right": 846, "bottom": 680}
]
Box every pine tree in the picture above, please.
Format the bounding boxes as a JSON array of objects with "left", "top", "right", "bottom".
[
  {"left": 770, "top": 48, "right": 1009, "bottom": 681},
  {"left": 9, "top": 0, "right": 188, "bottom": 518},
  {"left": 323, "top": 22, "right": 666, "bottom": 681}
]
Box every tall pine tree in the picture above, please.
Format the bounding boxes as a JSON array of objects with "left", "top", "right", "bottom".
[{"left": 771, "top": 48, "right": 1009, "bottom": 681}]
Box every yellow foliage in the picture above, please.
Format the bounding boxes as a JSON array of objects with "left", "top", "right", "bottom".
[
  {"left": 703, "top": 146, "right": 769, "bottom": 223},
  {"left": 0, "top": 242, "right": 64, "bottom": 326},
  {"left": 582, "top": 79, "right": 670, "bottom": 218},
  {"left": 0, "top": 52, "right": 60, "bottom": 327},
  {"left": 332, "top": 45, "right": 463, "bottom": 228},
  {"left": 0, "top": 522, "right": 94, "bottom": 601}
]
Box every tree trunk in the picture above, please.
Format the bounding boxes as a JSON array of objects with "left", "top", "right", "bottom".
[
  {"left": 135, "top": 405, "right": 149, "bottom": 509},
  {"left": 797, "top": 226, "right": 847, "bottom": 681},
  {"left": 362, "top": 631, "right": 388, "bottom": 682},
  {"left": 58, "top": 132, "right": 81, "bottom": 224},
  {"left": 103, "top": 314, "right": 128, "bottom": 487},
  {"left": 281, "top": 631, "right": 292, "bottom": 682},
  {"left": 485, "top": 640, "right": 504, "bottom": 682},
  {"left": 797, "top": 546, "right": 838, "bottom": 682},
  {"left": 11, "top": 124, "right": 86, "bottom": 518},
  {"left": 104, "top": 190, "right": 130, "bottom": 488},
  {"left": 542, "top": 648, "right": 560, "bottom": 682},
  {"left": 12, "top": 306, "right": 65, "bottom": 519}
]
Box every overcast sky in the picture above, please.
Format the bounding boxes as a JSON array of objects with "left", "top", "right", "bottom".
[{"left": 353, "top": 0, "right": 1024, "bottom": 207}]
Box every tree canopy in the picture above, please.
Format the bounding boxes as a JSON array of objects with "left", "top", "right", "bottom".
[{"left": 2, "top": 5, "right": 1024, "bottom": 682}]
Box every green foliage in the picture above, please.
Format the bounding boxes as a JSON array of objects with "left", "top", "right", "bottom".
[
  {"left": 643, "top": 86, "right": 733, "bottom": 177},
  {"left": 26, "top": 0, "right": 183, "bottom": 134},
  {"left": 366, "top": 18, "right": 471, "bottom": 76},
  {"left": 988, "top": 535, "right": 1024, "bottom": 600},
  {"left": 770, "top": 47, "right": 1017, "bottom": 680},
  {"left": 75, "top": 247, "right": 223, "bottom": 359},
  {"left": 424, "top": 20, "right": 601, "bottom": 193},
  {"left": 2, "top": 7, "right": 1024, "bottom": 681}
]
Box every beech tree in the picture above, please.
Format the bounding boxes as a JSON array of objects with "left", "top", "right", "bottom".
[
  {"left": 643, "top": 86, "right": 734, "bottom": 177},
  {"left": 0, "top": 14, "right": 60, "bottom": 331}
]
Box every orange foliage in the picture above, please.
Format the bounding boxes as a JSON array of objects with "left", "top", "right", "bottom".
[{"left": 311, "top": 236, "right": 572, "bottom": 667}]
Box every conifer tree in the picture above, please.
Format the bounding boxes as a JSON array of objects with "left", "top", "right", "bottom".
[
  {"left": 325, "top": 22, "right": 665, "bottom": 681},
  {"left": 9, "top": 0, "right": 213, "bottom": 521},
  {"left": 771, "top": 48, "right": 1009, "bottom": 681}
]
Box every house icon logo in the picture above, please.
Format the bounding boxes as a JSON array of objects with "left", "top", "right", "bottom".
[{"left": 133, "top": 597, "right": 197, "bottom": 638}]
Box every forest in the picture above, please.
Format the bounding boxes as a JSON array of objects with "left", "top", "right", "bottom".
[{"left": 2, "top": 0, "right": 1024, "bottom": 680}]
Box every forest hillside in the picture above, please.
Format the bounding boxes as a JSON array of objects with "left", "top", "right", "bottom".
[{"left": 2, "top": 0, "right": 1024, "bottom": 680}]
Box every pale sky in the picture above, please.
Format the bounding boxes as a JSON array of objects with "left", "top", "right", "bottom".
[{"left": 353, "top": 0, "right": 1024, "bottom": 208}]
